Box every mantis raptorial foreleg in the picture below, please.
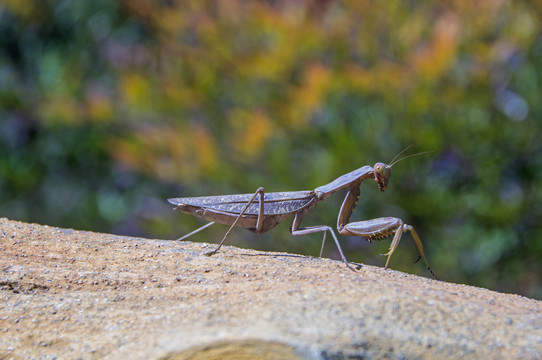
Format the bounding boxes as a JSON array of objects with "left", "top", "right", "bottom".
[
  {"left": 339, "top": 218, "right": 437, "bottom": 278},
  {"left": 333, "top": 178, "right": 436, "bottom": 277}
]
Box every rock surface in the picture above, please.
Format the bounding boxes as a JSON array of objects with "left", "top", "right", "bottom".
[{"left": 0, "top": 217, "right": 541, "bottom": 359}]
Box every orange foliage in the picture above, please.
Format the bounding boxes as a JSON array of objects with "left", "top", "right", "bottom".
[
  {"left": 411, "top": 13, "right": 460, "bottom": 79},
  {"left": 229, "top": 109, "right": 273, "bottom": 161},
  {"left": 33, "top": 0, "right": 538, "bottom": 182},
  {"left": 287, "top": 63, "right": 331, "bottom": 127},
  {"left": 110, "top": 123, "right": 217, "bottom": 182}
]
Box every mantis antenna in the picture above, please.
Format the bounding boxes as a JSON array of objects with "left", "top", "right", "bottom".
[
  {"left": 389, "top": 145, "right": 413, "bottom": 166},
  {"left": 389, "top": 146, "right": 433, "bottom": 168}
]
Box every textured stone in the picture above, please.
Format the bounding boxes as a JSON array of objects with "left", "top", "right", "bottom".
[{"left": 0, "top": 218, "right": 540, "bottom": 359}]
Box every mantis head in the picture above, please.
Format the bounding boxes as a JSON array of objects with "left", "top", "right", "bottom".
[
  {"left": 374, "top": 162, "right": 391, "bottom": 191},
  {"left": 374, "top": 146, "right": 432, "bottom": 191}
]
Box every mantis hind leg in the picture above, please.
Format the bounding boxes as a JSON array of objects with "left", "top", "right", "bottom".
[
  {"left": 205, "top": 187, "right": 265, "bottom": 256},
  {"left": 177, "top": 221, "right": 216, "bottom": 241}
]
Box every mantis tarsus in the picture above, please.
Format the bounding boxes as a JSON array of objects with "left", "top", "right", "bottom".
[{"left": 168, "top": 155, "right": 436, "bottom": 277}]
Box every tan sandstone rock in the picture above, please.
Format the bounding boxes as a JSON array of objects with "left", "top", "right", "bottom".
[{"left": 0, "top": 218, "right": 540, "bottom": 359}]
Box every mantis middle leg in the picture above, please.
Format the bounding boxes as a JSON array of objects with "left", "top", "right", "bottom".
[{"left": 290, "top": 212, "right": 355, "bottom": 270}]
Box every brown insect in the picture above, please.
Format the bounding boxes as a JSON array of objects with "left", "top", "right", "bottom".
[{"left": 169, "top": 151, "right": 436, "bottom": 277}]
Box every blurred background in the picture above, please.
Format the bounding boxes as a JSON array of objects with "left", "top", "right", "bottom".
[{"left": 1, "top": 0, "right": 541, "bottom": 299}]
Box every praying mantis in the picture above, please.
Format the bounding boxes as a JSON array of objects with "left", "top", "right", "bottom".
[{"left": 168, "top": 152, "right": 436, "bottom": 277}]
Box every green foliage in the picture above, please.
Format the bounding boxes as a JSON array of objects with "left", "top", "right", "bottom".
[{"left": 1, "top": 0, "right": 541, "bottom": 299}]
